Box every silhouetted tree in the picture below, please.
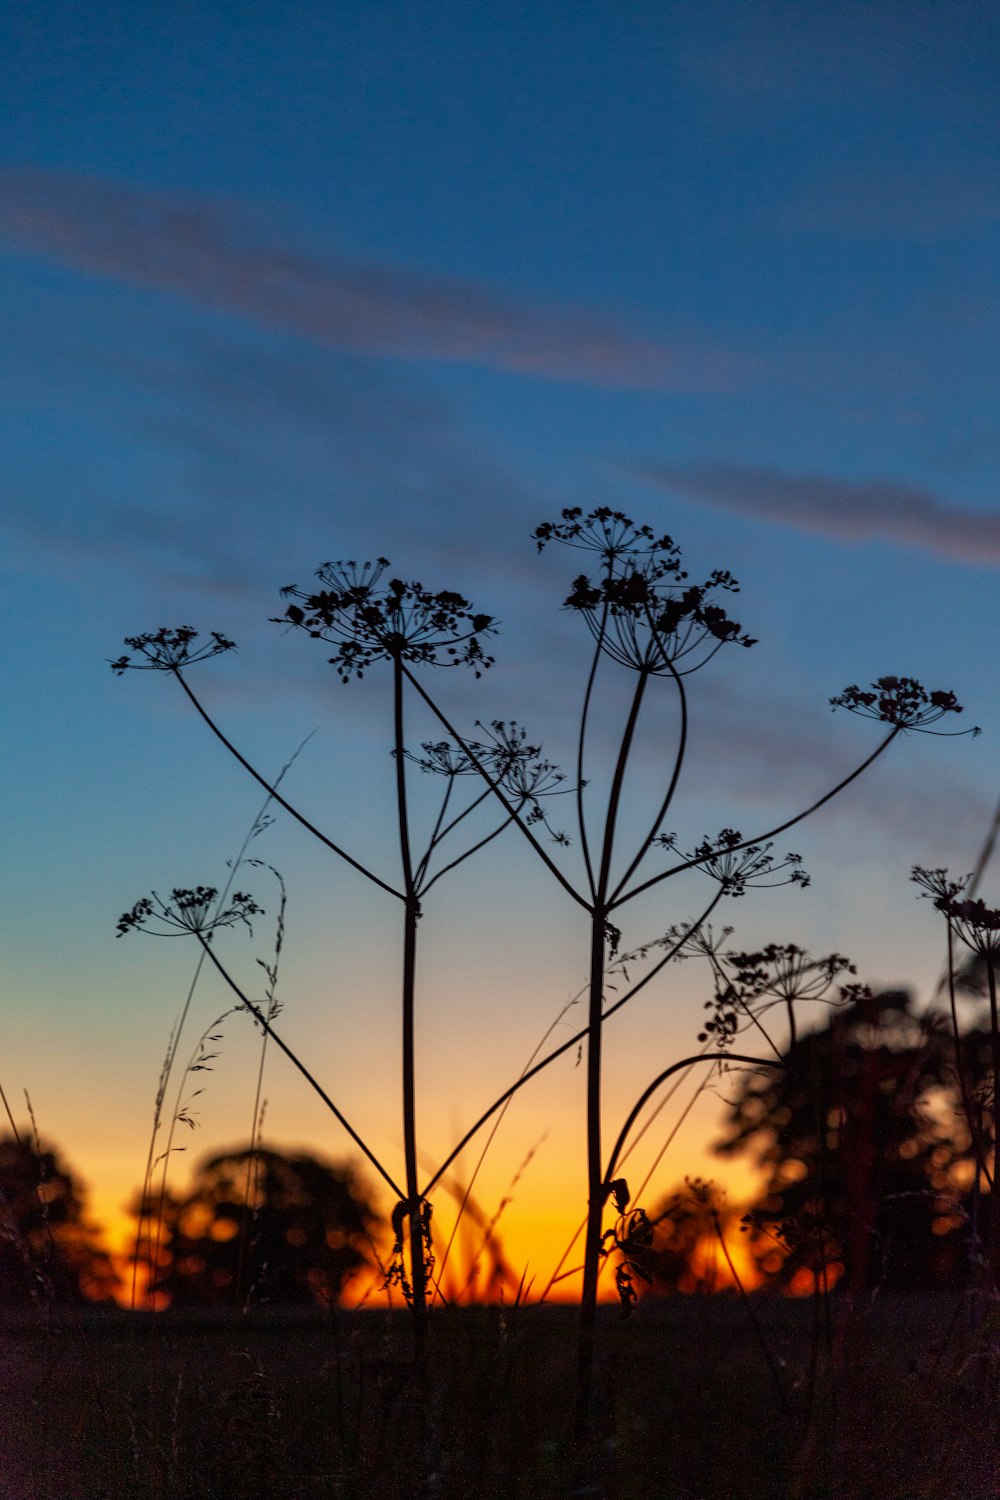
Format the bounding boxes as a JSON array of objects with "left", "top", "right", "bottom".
[
  {"left": 637, "top": 1178, "right": 738, "bottom": 1294},
  {"left": 0, "top": 1134, "right": 118, "bottom": 1305},
  {"left": 140, "top": 1147, "right": 378, "bottom": 1308},
  {"left": 716, "top": 990, "right": 982, "bottom": 1291}
]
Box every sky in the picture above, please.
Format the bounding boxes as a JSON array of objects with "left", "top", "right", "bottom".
[{"left": 2, "top": 0, "right": 999, "bottom": 1300}]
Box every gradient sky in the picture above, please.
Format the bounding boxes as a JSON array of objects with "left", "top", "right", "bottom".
[{"left": 2, "top": 1, "right": 999, "bottom": 1296}]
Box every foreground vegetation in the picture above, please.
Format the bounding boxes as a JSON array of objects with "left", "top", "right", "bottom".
[
  {"left": 110, "top": 508, "right": 977, "bottom": 1431},
  {"left": 4, "top": 1294, "right": 999, "bottom": 1500},
  {"left": 6, "top": 506, "right": 995, "bottom": 1496}
]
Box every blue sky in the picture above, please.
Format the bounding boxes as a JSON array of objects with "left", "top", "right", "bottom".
[{"left": 1, "top": 1, "right": 998, "bottom": 1284}]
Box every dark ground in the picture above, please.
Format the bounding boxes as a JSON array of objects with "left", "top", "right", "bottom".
[{"left": 1, "top": 1293, "right": 998, "bottom": 1500}]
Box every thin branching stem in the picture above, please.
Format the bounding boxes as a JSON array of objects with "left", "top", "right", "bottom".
[
  {"left": 609, "top": 659, "right": 688, "bottom": 904},
  {"left": 541, "top": 1050, "right": 719, "bottom": 1306},
  {"left": 419, "top": 812, "right": 519, "bottom": 896},
  {"left": 625, "top": 1053, "right": 718, "bottom": 1206},
  {"left": 412, "top": 773, "right": 503, "bottom": 889},
  {"left": 433, "top": 993, "right": 583, "bottom": 1293},
  {"left": 237, "top": 867, "right": 285, "bottom": 1308},
  {"left": 131, "top": 739, "right": 312, "bottom": 1310},
  {"left": 945, "top": 920, "right": 993, "bottom": 1188},
  {"left": 171, "top": 668, "right": 404, "bottom": 901},
  {"left": 603, "top": 892, "right": 725, "bottom": 1023},
  {"left": 393, "top": 654, "right": 429, "bottom": 1337},
  {"left": 421, "top": 901, "right": 723, "bottom": 1197},
  {"left": 577, "top": 668, "right": 650, "bottom": 1434},
  {"left": 611, "top": 727, "right": 900, "bottom": 910},
  {"left": 711, "top": 1209, "right": 797, "bottom": 1434},
  {"left": 0, "top": 1079, "right": 22, "bottom": 1145},
  {"left": 400, "top": 663, "right": 591, "bottom": 913},
  {"left": 603, "top": 1053, "right": 782, "bottom": 1188},
  {"left": 413, "top": 775, "right": 456, "bottom": 889},
  {"left": 576, "top": 613, "right": 608, "bottom": 902},
  {"left": 425, "top": 780, "right": 497, "bottom": 862},
  {"left": 420, "top": 1032, "right": 596, "bottom": 1200},
  {"left": 194, "top": 935, "right": 403, "bottom": 1197},
  {"left": 146, "top": 1004, "right": 239, "bottom": 1305},
  {"left": 988, "top": 961, "right": 1000, "bottom": 1285},
  {"left": 597, "top": 669, "right": 650, "bottom": 903},
  {"left": 393, "top": 659, "right": 417, "bottom": 899}
]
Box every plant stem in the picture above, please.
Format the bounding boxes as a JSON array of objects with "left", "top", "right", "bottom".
[
  {"left": 610, "top": 659, "right": 688, "bottom": 904},
  {"left": 946, "top": 921, "right": 993, "bottom": 1189},
  {"left": 400, "top": 663, "right": 590, "bottom": 913},
  {"left": 422, "top": 900, "right": 722, "bottom": 1197},
  {"left": 712, "top": 1208, "right": 796, "bottom": 1434},
  {"left": 576, "top": 618, "right": 607, "bottom": 902},
  {"left": 612, "top": 727, "right": 900, "bottom": 910},
  {"left": 393, "top": 655, "right": 428, "bottom": 1354},
  {"left": 603, "top": 1053, "right": 780, "bottom": 1188},
  {"left": 196, "top": 936, "right": 403, "bottom": 1196},
  {"left": 576, "top": 668, "right": 648, "bottom": 1440},
  {"left": 171, "top": 668, "right": 403, "bottom": 901},
  {"left": 987, "top": 961, "right": 1000, "bottom": 1290}
]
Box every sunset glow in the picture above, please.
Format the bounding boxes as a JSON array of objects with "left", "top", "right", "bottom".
[{"left": 2, "top": 3, "right": 997, "bottom": 1326}]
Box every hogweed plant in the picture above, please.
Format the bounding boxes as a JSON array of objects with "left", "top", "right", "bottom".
[
  {"left": 914, "top": 866, "right": 1000, "bottom": 1287},
  {"left": 679, "top": 936, "right": 878, "bottom": 1427},
  {"left": 120, "top": 751, "right": 308, "bottom": 1310},
  {"left": 117, "top": 885, "right": 405, "bottom": 1196},
  {"left": 392, "top": 507, "right": 972, "bottom": 1432},
  {"left": 114, "top": 509, "right": 975, "bottom": 1440},
  {"left": 115, "top": 569, "right": 567, "bottom": 1357},
  {"left": 275, "top": 565, "right": 559, "bottom": 1349}
]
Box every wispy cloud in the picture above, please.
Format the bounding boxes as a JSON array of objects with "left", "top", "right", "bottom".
[
  {"left": 0, "top": 168, "right": 736, "bottom": 392},
  {"left": 637, "top": 463, "right": 1000, "bottom": 567}
]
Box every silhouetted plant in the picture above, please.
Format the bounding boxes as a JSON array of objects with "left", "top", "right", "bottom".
[
  {"left": 113, "top": 508, "right": 973, "bottom": 1443},
  {"left": 115, "top": 567, "right": 563, "bottom": 1356},
  {"left": 599, "top": 1181, "right": 655, "bottom": 1316},
  {"left": 277, "top": 567, "right": 533, "bottom": 1348},
  {"left": 116, "top": 885, "right": 404, "bottom": 1206},
  {"left": 406, "top": 505, "right": 969, "bottom": 1435},
  {"left": 123, "top": 768, "right": 302, "bottom": 1311},
  {"left": 914, "top": 866, "right": 1000, "bottom": 1286}
]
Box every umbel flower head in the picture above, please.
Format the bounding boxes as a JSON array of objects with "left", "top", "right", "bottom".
[
  {"left": 534, "top": 507, "right": 755, "bottom": 675},
  {"left": 944, "top": 899, "right": 1000, "bottom": 964},
  {"left": 657, "top": 828, "right": 810, "bottom": 897},
  {"left": 406, "top": 721, "right": 547, "bottom": 782},
  {"left": 406, "top": 722, "right": 571, "bottom": 843},
  {"left": 116, "top": 887, "right": 262, "bottom": 939},
  {"left": 110, "top": 627, "right": 236, "bottom": 675},
  {"left": 696, "top": 944, "right": 863, "bottom": 1048},
  {"left": 533, "top": 506, "right": 681, "bottom": 565},
  {"left": 404, "top": 740, "right": 481, "bottom": 777},
  {"left": 468, "top": 719, "right": 571, "bottom": 841},
  {"left": 277, "top": 559, "right": 496, "bottom": 681},
  {"left": 912, "top": 866, "right": 1000, "bottom": 963},
  {"left": 722, "top": 944, "right": 857, "bottom": 1005},
  {"left": 830, "top": 677, "right": 976, "bottom": 735}
]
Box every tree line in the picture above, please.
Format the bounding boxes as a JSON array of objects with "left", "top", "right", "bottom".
[{"left": 4, "top": 976, "right": 996, "bottom": 1310}]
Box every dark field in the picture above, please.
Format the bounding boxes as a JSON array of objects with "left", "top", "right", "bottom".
[{"left": 2, "top": 1294, "right": 999, "bottom": 1500}]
